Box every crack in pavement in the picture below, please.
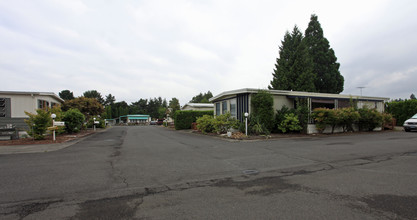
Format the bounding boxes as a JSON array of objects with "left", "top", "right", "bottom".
[{"left": 0, "top": 199, "right": 63, "bottom": 220}]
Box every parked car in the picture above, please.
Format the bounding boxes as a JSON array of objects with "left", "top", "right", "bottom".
[
  {"left": 150, "top": 121, "right": 157, "bottom": 125},
  {"left": 403, "top": 113, "right": 417, "bottom": 132},
  {"left": 156, "top": 119, "right": 164, "bottom": 125}
]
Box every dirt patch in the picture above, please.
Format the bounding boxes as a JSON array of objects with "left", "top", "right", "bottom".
[{"left": 0, "top": 130, "right": 95, "bottom": 146}]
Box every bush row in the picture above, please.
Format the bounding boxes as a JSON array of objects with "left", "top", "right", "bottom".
[
  {"left": 24, "top": 107, "right": 105, "bottom": 140},
  {"left": 196, "top": 113, "right": 239, "bottom": 134},
  {"left": 174, "top": 110, "right": 213, "bottom": 130},
  {"left": 386, "top": 99, "right": 417, "bottom": 125},
  {"left": 312, "top": 107, "right": 392, "bottom": 133}
]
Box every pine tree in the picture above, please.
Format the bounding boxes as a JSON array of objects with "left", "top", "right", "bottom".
[
  {"left": 269, "top": 26, "right": 315, "bottom": 92},
  {"left": 303, "top": 14, "right": 344, "bottom": 93},
  {"left": 59, "top": 90, "right": 74, "bottom": 100}
]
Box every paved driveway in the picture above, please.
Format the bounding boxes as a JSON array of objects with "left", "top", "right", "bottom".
[{"left": 0, "top": 126, "right": 416, "bottom": 219}]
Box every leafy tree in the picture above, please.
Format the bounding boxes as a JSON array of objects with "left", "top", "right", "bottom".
[
  {"left": 62, "top": 97, "right": 104, "bottom": 120},
  {"left": 190, "top": 91, "right": 213, "bottom": 103},
  {"left": 411, "top": 93, "right": 416, "bottom": 100},
  {"left": 83, "top": 90, "right": 104, "bottom": 104},
  {"left": 269, "top": 26, "right": 315, "bottom": 92},
  {"left": 304, "top": 14, "right": 344, "bottom": 93},
  {"left": 251, "top": 90, "right": 274, "bottom": 132},
  {"left": 59, "top": 90, "right": 74, "bottom": 100},
  {"left": 24, "top": 109, "right": 52, "bottom": 140}
]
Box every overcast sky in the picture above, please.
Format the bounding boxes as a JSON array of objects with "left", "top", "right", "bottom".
[{"left": 1, "top": 0, "right": 416, "bottom": 105}]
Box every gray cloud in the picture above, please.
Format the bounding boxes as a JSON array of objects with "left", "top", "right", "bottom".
[{"left": 1, "top": 0, "right": 416, "bottom": 105}]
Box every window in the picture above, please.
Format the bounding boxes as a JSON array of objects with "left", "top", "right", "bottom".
[
  {"left": 338, "top": 100, "right": 351, "bottom": 109},
  {"left": 0, "top": 98, "right": 5, "bottom": 117},
  {"left": 38, "top": 99, "right": 50, "bottom": 109},
  {"left": 222, "top": 101, "right": 227, "bottom": 114},
  {"left": 215, "top": 103, "right": 220, "bottom": 115},
  {"left": 230, "top": 99, "right": 236, "bottom": 117},
  {"left": 311, "top": 99, "right": 335, "bottom": 109}
]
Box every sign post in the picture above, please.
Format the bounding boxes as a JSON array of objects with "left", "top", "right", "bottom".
[{"left": 50, "top": 114, "right": 65, "bottom": 141}]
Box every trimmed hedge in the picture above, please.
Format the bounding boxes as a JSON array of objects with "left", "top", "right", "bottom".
[
  {"left": 386, "top": 99, "right": 417, "bottom": 125},
  {"left": 174, "top": 110, "right": 213, "bottom": 130}
]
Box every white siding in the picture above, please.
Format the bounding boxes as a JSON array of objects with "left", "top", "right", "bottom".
[{"left": 2, "top": 94, "right": 62, "bottom": 118}]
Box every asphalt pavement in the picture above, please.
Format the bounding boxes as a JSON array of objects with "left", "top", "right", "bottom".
[{"left": 0, "top": 126, "right": 416, "bottom": 219}]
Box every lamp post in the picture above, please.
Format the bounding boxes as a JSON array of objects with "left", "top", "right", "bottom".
[
  {"left": 93, "top": 117, "right": 96, "bottom": 131},
  {"left": 51, "top": 114, "right": 56, "bottom": 141},
  {"left": 244, "top": 112, "right": 249, "bottom": 136}
]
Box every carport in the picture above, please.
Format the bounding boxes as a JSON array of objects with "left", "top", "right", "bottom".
[{"left": 119, "top": 115, "right": 150, "bottom": 124}]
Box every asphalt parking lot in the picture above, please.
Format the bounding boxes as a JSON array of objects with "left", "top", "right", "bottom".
[{"left": 0, "top": 126, "right": 416, "bottom": 219}]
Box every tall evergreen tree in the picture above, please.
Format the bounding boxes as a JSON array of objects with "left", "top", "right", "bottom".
[
  {"left": 303, "top": 14, "right": 344, "bottom": 93},
  {"left": 83, "top": 90, "right": 105, "bottom": 104},
  {"left": 104, "top": 94, "right": 115, "bottom": 106},
  {"left": 59, "top": 90, "right": 74, "bottom": 100},
  {"left": 269, "top": 26, "right": 315, "bottom": 92},
  {"left": 190, "top": 91, "right": 213, "bottom": 103}
]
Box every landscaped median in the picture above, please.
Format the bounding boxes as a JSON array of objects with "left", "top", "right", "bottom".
[{"left": 0, "top": 129, "right": 96, "bottom": 146}]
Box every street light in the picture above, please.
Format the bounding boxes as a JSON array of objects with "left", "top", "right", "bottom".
[
  {"left": 244, "top": 112, "right": 249, "bottom": 136},
  {"left": 93, "top": 117, "right": 96, "bottom": 131},
  {"left": 51, "top": 114, "right": 56, "bottom": 141}
]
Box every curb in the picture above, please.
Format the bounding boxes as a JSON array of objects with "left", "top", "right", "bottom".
[{"left": 0, "top": 128, "right": 110, "bottom": 155}]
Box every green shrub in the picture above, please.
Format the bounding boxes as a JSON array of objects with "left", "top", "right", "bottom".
[
  {"left": 312, "top": 108, "right": 332, "bottom": 133},
  {"left": 196, "top": 113, "right": 239, "bottom": 134},
  {"left": 63, "top": 108, "right": 85, "bottom": 133},
  {"left": 386, "top": 99, "right": 417, "bottom": 125},
  {"left": 196, "top": 115, "right": 215, "bottom": 133},
  {"left": 278, "top": 113, "right": 302, "bottom": 133},
  {"left": 87, "top": 117, "right": 106, "bottom": 128},
  {"left": 174, "top": 110, "right": 213, "bottom": 130},
  {"left": 382, "top": 112, "right": 394, "bottom": 126},
  {"left": 338, "top": 107, "right": 360, "bottom": 132},
  {"left": 248, "top": 115, "right": 270, "bottom": 135},
  {"left": 24, "top": 109, "right": 52, "bottom": 140},
  {"left": 274, "top": 106, "right": 294, "bottom": 133},
  {"left": 251, "top": 90, "right": 274, "bottom": 132},
  {"left": 358, "top": 107, "right": 383, "bottom": 131},
  {"left": 212, "top": 112, "right": 239, "bottom": 134}
]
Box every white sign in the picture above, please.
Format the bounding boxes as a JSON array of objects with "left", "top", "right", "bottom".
[
  {"left": 53, "top": 121, "right": 65, "bottom": 126},
  {"left": 94, "top": 121, "right": 100, "bottom": 124}
]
